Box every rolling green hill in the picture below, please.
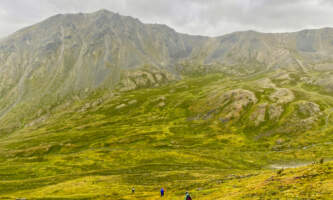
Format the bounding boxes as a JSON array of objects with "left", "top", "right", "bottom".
[
  {"left": 0, "top": 70, "right": 332, "bottom": 199},
  {"left": 0, "top": 10, "right": 333, "bottom": 199}
]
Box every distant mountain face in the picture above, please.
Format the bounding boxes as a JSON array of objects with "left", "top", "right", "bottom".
[
  {"left": 1, "top": 9, "right": 333, "bottom": 128},
  {"left": 0, "top": 10, "right": 206, "bottom": 125},
  {"left": 197, "top": 29, "right": 333, "bottom": 70}
]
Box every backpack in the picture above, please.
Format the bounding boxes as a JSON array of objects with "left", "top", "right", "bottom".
[{"left": 186, "top": 195, "right": 192, "bottom": 200}]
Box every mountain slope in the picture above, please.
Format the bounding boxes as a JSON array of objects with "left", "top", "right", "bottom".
[
  {"left": 2, "top": 10, "right": 333, "bottom": 129},
  {"left": 0, "top": 73, "right": 332, "bottom": 199},
  {"left": 0, "top": 10, "right": 206, "bottom": 128},
  {"left": 1, "top": 10, "right": 333, "bottom": 129}
]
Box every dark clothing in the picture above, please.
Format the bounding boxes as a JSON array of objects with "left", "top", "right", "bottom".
[
  {"left": 160, "top": 188, "right": 164, "bottom": 196},
  {"left": 185, "top": 194, "right": 192, "bottom": 200}
]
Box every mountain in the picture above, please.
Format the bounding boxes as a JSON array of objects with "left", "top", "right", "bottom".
[
  {"left": 0, "top": 10, "right": 207, "bottom": 129},
  {"left": 0, "top": 9, "right": 332, "bottom": 199},
  {"left": 2, "top": 10, "right": 333, "bottom": 128},
  {"left": 2, "top": 10, "right": 333, "bottom": 129}
]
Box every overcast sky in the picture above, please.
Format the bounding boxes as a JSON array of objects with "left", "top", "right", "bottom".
[{"left": 1, "top": 0, "right": 333, "bottom": 38}]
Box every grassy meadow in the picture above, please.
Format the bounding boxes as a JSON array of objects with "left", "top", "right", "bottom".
[{"left": 0, "top": 72, "right": 332, "bottom": 199}]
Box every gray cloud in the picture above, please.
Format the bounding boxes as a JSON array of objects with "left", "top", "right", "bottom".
[{"left": 1, "top": 0, "right": 333, "bottom": 38}]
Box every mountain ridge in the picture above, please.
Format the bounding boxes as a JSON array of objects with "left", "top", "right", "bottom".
[
  {"left": 3, "top": 9, "right": 333, "bottom": 40},
  {"left": 1, "top": 9, "right": 333, "bottom": 129}
]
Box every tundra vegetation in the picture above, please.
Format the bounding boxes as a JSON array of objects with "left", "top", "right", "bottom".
[{"left": 0, "top": 10, "right": 332, "bottom": 199}]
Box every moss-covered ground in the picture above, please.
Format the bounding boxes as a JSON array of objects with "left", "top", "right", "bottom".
[{"left": 0, "top": 72, "right": 332, "bottom": 199}]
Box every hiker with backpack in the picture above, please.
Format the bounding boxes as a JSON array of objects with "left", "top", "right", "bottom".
[
  {"left": 184, "top": 191, "right": 192, "bottom": 200},
  {"left": 160, "top": 187, "right": 165, "bottom": 197}
]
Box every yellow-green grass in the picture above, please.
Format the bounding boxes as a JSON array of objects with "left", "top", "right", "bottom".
[{"left": 0, "top": 72, "right": 332, "bottom": 199}]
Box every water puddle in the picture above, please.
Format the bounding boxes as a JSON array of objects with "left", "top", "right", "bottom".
[
  {"left": 269, "top": 158, "right": 333, "bottom": 169},
  {"left": 269, "top": 162, "right": 311, "bottom": 169}
]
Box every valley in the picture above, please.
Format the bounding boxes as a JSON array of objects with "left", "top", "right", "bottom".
[
  {"left": 0, "top": 9, "right": 332, "bottom": 199},
  {"left": 0, "top": 69, "right": 332, "bottom": 199}
]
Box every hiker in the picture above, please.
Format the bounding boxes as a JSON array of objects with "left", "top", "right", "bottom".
[
  {"left": 184, "top": 191, "right": 192, "bottom": 200},
  {"left": 132, "top": 187, "right": 135, "bottom": 194},
  {"left": 160, "top": 187, "right": 165, "bottom": 197}
]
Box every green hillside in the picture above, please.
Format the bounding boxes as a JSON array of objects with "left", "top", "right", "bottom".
[
  {"left": 1, "top": 9, "right": 333, "bottom": 199},
  {"left": 0, "top": 69, "right": 332, "bottom": 199}
]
